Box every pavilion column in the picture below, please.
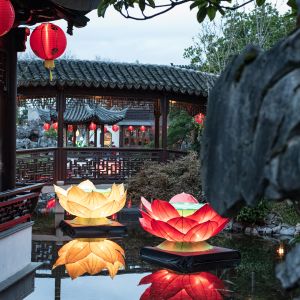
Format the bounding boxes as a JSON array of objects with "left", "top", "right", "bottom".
[
  {"left": 56, "top": 89, "right": 66, "bottom": 182},
  {"left": 154, "top": 100, "right": 161, "bottom": 149},
  {"left": 94, "top": 128, "right": 97, "bottom": 147},
  {"left": 160, "top": 96, "right": 169, "bottom": 162},
  {"left": 72, "top": 126, "right": 77, "bottom": 147},
  {"left": 86, "top": 125, "right": 90, "bottom": 146},
  {"left": 119, "top": 126, "right": 124, "bottom": 147},
  {"left": 0, "top": 30, "right": 18, "bottom": 191},
  {"left": 100, "top": 125, "right": 105, "bottom": 147}
]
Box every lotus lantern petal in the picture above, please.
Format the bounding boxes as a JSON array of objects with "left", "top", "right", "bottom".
[
  {"left": 54, "top": 180, "right": 126, "bottom": 224},
  {"left": 139, "top": 269, "right": 226, "bottom": 300},
  {"left": 53, "top": 239, "right": 125, "bottom": 279},
  {"left": 139, "top": 193, "right": 229, "bottom": 250}
]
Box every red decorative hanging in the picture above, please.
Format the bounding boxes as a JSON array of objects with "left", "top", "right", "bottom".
[
  {"left": 30, "top": 23, "right": 67, "bottom": 80},
  {"left": 67, "top": 125, "right": 73, "bottom": 132},
  {"left": 140, "top": 125, "right": 146, "bottom": 132},
  {"left": 0, "top": 0, "right": 15, "bottom": 37},
  {"left": 194, "top": 113, "right": 205, "bottom": 125},
  {"left": 52, "top": 122, "right": 58, "bottom": 131},
  {"left": 104, "top": 126, "right": 108, "bottom": 133},
  {"left": 43, "top": 123, "right": 50, "bottom": 131},
  {"left": 128, "top": 125, "right": 134, "bottom": 132},
  {"left": 89, "top": 122, "right": 97, "bottom": 131},
  {"left": 112, "top": 125, "right": 119, "bottom": 132}
]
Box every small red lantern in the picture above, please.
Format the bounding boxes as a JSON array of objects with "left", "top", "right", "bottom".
[
  {"left": 194, "top": 113, "right": 205, "bottom": 125},
  {"left": 112, "top": 125, "right": 119, "bottom": 132},
  {"left": 43, "top": 123, "right": 50, "bottom": 131},
  {"left": 128, "top": 126, "right": 134, "bottom": 132},
  {"left": 67, "top": 125, "right": 73, "bottom": 132},
  {"left": 89, "top": 122, "right": 97, "bottom": 131},
  {"left": 30, "top": 23, "right": 67, "bottom": 80},
  {"left": 104, "top": 126, "right": 108, "bottom": 133},
  {"left": 140, "top": 125, "right": 146, "bottom": 132},
  {"left": 0, "top": 0, "right": 15, "bottom": 37},
  {"left": 52, "top": 122, "right": 58, "bottom": 130}
]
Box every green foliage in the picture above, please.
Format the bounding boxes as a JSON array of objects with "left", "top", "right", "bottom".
[
  {"left": 271, "top": 201, "right": 300, "bottom": 226},
  {"left": 167, "top": 108, "right": 203, "bottom": 151},
  {"left": 44, "top": 128, "right": 57, "bottom": 139},
  {"left": 96, "top": 0, "right": 294, "bottom": 24},
  {"left": 236, "top": 200, "right": 270, "bottom": 225},
  {"left": 126, "top": 152, "right": 201, "bottom": 205},
  {"left": 184, "top": 3, "right": 295, "bottom": 74}
]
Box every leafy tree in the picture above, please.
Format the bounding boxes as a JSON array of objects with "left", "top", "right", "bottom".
[
  {"left": 98, "top": 0, "right": 295, "bottom": 24},
  {"left": 184, "top": 3, "right": 295, "bottom": 73}
]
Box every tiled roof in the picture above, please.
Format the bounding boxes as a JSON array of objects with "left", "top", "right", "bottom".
[
  {"left": 37, "top": 105, "right": 127, "bottom": 125},
  {"left": 17, "top": 60, "right": 216, "bottom": 97}
]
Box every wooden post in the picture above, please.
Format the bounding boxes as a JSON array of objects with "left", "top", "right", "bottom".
[
  {"left": 56, "top": 89, "right": 65, "bottom": 181},
  {"left": 120, "top": 126, "right": 124, "bottom": 147},
  {"left": 0, "top": 30, "right": 18, "bottom": 191},
  {"left": 86, "top": 125, "right": 90, "bottom": 146},
  {"left": 100, "top": 124, "right": 105, "bottom": 147},
  {"left": 72, "top": 125, "right": 77, "bottom": 147},
  {"left": 160, "top": 96, "right": 169, "bottom": 162},
  {"left": 154, "top": 100, "right": 161, "bottom": 149},
  {"left": 94, "top": 128, "right": 97, "bottom": 147}
]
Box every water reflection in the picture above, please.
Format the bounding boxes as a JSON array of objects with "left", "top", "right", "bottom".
[
  {"left": 53, "top": 238, "right": 125, "bottom": 279},
  {"left": 139, "top": 269, "right": 228, "bottom": 300}
]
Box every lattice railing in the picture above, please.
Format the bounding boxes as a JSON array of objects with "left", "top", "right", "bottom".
[
  {"left": 15, "top": 147, "right": 186, "bottom": 184},
  {"left": 16, "top": 148, "right": 56, "bottom": 184},
  {"left": 0, "top": 184, "right": 43, "bottom": 232},
  {"left": 65, "top": 148, "right": 165, "bottom": 183}
]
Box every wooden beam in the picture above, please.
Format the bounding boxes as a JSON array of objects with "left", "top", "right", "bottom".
[
  {"left": 160, "top": 96, "right": 169, "bottom": 161},
  {"left": 0, "top": 30, "right": 18, "bottom": 191}
]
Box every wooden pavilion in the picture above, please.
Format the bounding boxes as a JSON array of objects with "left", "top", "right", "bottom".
[{"left": 16, "top": 59, "right": 216, "bottom": 184}]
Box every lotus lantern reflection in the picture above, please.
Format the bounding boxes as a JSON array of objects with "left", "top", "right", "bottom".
[
  {"left": 54, "top": 180, "right": 126, "bottom": 225},
  {"left": 139, "top": 193, "right": 229, "bottom": 251},
  {"left": 53, "top": 239, "right": 125, "bottom": 279},
  {"left": 139, "top": 269, "right": 227, "bottom": 300}
]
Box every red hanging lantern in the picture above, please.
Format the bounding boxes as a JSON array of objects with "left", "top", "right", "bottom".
[
  {"left": 30, "top": 23, "right": 67, "bottom": 80},
  {"left": 140, "top": 125, "right": 146, "bottom": 132},
  {"left": 52, "top": 122, "right": 58, "bottom": 130},
  {"left": 112, "top": 125, "right": 119, "bottom": 132},
  {"left": 128, "top": 126, "right": 134, "bottom": 132},
  {"left": 194, "top": 113, "right": 205, "bottom": 125},
  {"left": 89, "top": 122, "right": 97, "bottom": 131},
  {"left": 104, "top": 126, "right": 108, "bottom": 133},
  {"left": 0, "top": 0, "right": 15, "bottom": 37},
  {"left": 67, "top": 125, "right": 73, "bottom": 132},
  {"left": 43, "top": 123, "right": 50, "bottom": 131}
]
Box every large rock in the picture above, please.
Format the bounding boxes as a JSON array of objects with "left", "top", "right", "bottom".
[
  {"left": 276, "top": 244, "right": 300, "bottom": 290},
  {"left": 202, "top": 29, "right": 300, "bottom": 217}
]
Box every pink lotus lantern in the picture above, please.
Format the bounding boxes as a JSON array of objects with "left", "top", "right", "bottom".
[
  {"left": 139, "top": 269, "right": 227, "bottom": 300},
  {"left": 139, "top": 193, "right": 229, "bottom": 252}
]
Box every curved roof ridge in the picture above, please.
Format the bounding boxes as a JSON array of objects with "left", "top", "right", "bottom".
[{"left": 17, "top": 59, "right": 217, "bottom": 97}]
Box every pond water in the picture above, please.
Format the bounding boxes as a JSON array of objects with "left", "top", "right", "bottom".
[{"left": 25, "top": 231, "right": 294, "bottom": 300}]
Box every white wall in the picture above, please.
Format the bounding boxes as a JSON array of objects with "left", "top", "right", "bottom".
[{"left": 0, "top": 226, "right": 32, "bottom": 282}]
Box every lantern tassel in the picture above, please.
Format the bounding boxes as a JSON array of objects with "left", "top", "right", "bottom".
[{"left": 44, "top": 60, "right": 55, "bottom": 81}]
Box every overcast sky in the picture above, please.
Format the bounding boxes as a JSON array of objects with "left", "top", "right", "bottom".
[
  {"left": 24, "top": 0, "right": 288, "bottom": 66},
  {"left": 53, "top": 4, "right": 200, "bottom": 65}
]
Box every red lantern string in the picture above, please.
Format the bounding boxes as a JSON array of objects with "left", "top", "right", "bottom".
[
  {"left": 67, "top": 125, "right": 73, "bottom": 132},
  {"left": 0, "top": 0, "right": 15, "bottom": 37},
  {"left": 43, "top": 123, "right": 50, "bottom": 131},
  {"left": 104, "top": 126, "right": 108, "bottom": 133},
  {"left": 89, "top": 122, "right": 97, "bottom": 131},
  {"left": 128, "top": 125, "right": 134, "bottom": 132},
  {"left": 30, "top": 23, "right": 67, "bottom": 81},
  {"left": 112, "top": 125, "right": 119, "bottom": 132},
  {"left": 140, "top": 125, "right": 146, "bottom": 132},
  {"left": 52, "top": 122, "right": 58, "bottom": 131},
  {"left": 194, "top": 113, "right": 205, "bottom": 125}
]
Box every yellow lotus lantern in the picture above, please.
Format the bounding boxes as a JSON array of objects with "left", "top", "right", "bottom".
[
  {"left": 54, "top": 180, "right": 126, "bottom": 225},
  {"left": 53, "top": 239, "right": 125, "bottom": 279}
]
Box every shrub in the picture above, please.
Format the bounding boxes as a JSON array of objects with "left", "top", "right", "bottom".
[
  {"left": 126, "top": 152, "right": 202, "bottom": 205},
  {"left": 236, "top": 200, "right": 270, "bottom": 225},
  {"left": 271, "top": 201, "right": 300, "bottom": 226}
]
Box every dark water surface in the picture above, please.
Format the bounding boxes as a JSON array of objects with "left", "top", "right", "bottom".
[{"left": 25, "top": 231, "right": 295, "bottom": 300}]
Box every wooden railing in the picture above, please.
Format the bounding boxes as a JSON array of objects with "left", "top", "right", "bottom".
[
  {"left": 0, "top": 183, "right": 44, "bottom": 232},
  {"left": 16, "top": 147, "right": 187, "bottom": 184}
]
